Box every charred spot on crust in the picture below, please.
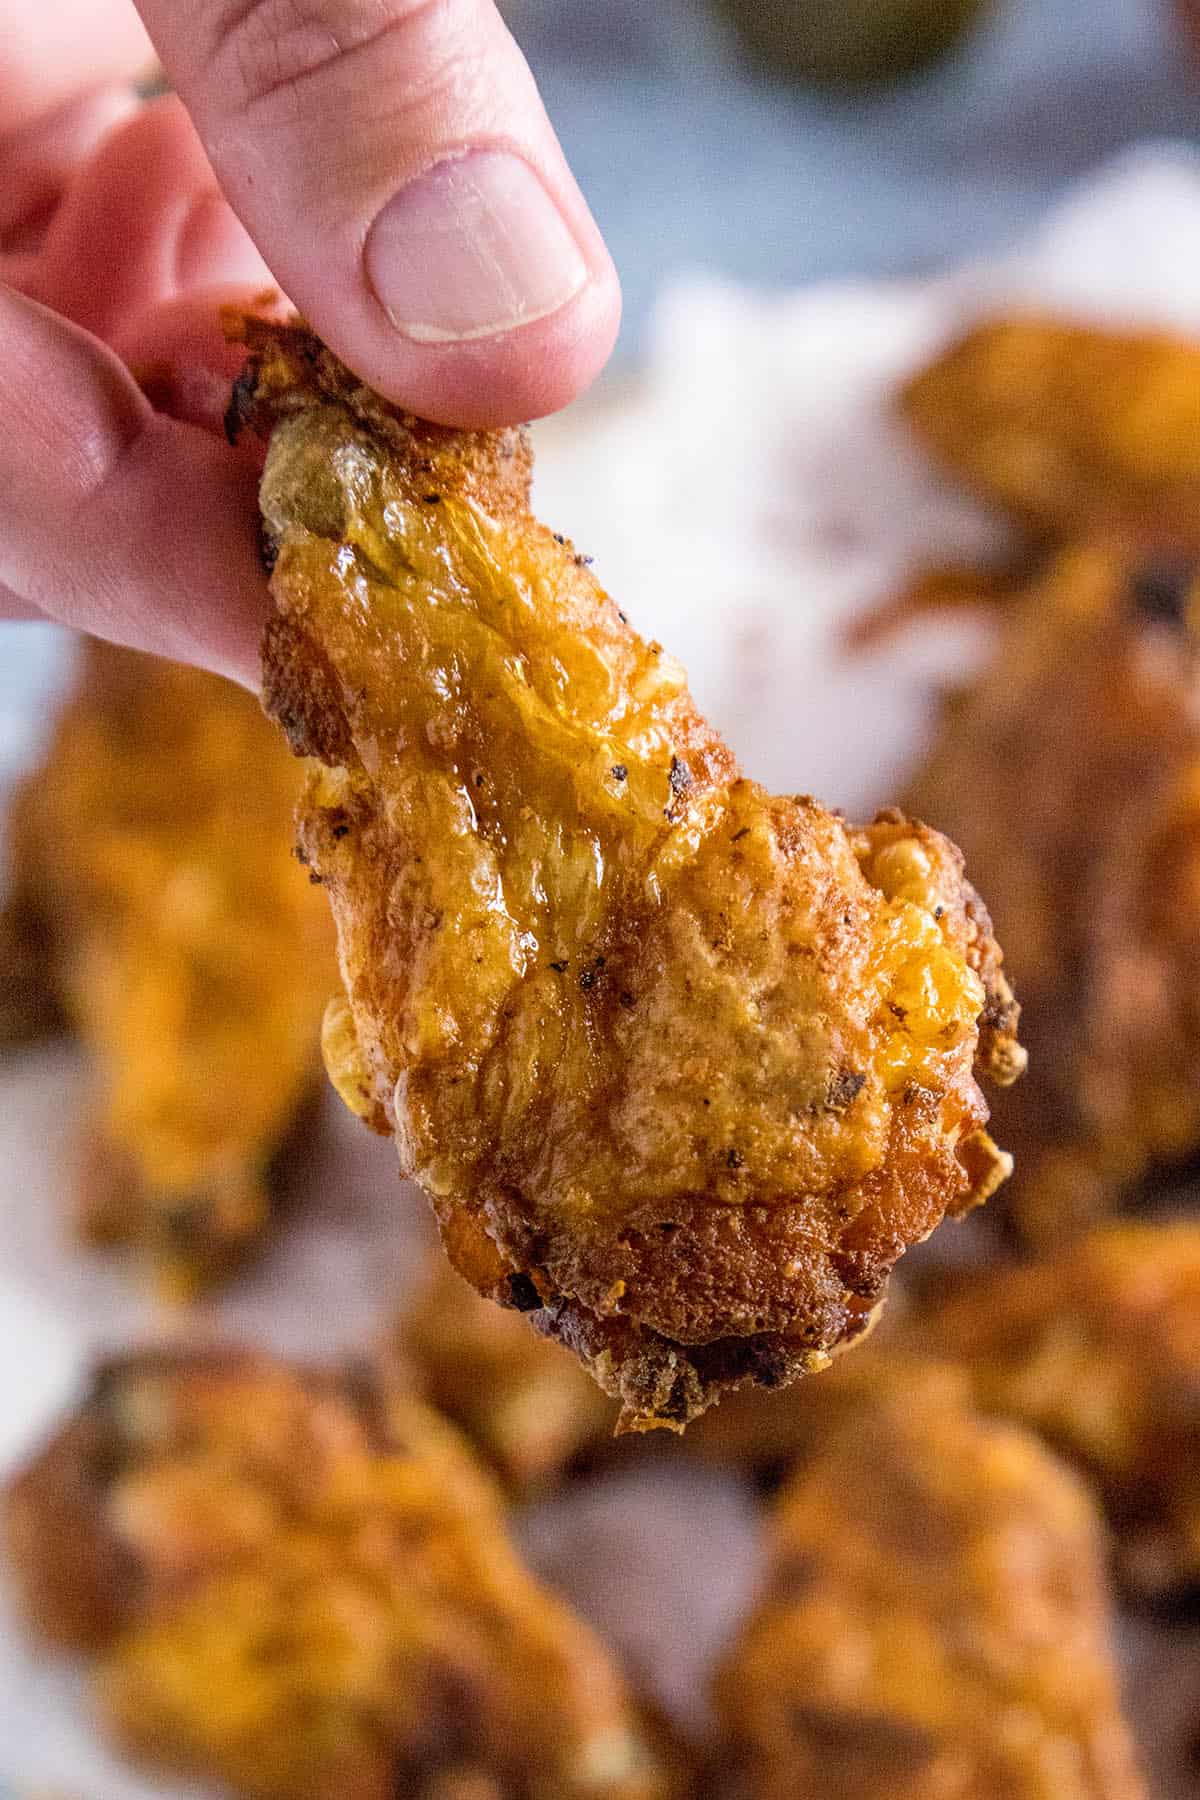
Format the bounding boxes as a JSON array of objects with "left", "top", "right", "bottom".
[
  {"left": 1127, "top": 557, "right": 1196, "bottom": 629},
  {"left": 258, "top": 523, "right": 279, "bottom": 576},
  {"left": 224, "top": 365, "right": 259, "bottom": 446},
  {"left": 826, "top": 1068, "right": 866, "bottom": 1112},
  {"left": 727, "top": 1337, "right": 790, "bottom": 1389},
  {"left": 506, "top": 1272, "right": 544, "bottom": 1312}
]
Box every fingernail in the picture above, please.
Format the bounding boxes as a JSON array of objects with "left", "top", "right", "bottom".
[
  {"left": 175, "top": 193, "right": 271, "bottom": 293},
  {"left": 365, "top": 151, "right": 589, "bottom": 344}
]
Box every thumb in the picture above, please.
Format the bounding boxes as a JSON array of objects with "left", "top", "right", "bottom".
[{"left": 132, "top": 0, "right": 620, "bottom": 427}]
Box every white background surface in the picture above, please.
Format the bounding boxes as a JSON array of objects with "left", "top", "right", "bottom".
[{"left": 2, "top": 151, "right": 1200, "bottom": 1793}]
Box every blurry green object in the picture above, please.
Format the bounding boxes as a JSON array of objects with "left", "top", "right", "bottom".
[{"left": 711, "top": 0, "right": 991, "bottom": 85}]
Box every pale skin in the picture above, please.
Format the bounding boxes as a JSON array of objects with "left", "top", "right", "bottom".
[{"left": 0, "top": 0, "right": 621, "bottom": 686}]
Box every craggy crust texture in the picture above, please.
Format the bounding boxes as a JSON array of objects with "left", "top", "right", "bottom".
[
  {"left": 907, "top": 545, "right": 1200, "bottom": 1241},
  {"left": 234, "top": 316, "right": 1022, "bottom": 1430},
  {"left": 712, "top": 1388, "right": 1146, "bottom": 1800},
  {"left": 917, "top": 1220, "right": 1200, "bottom": 1598},
  {"left": 901, "top": 315, "right": 1200, "bottom": 548},
  {"left": 399, "top": 1259, "right": 615, "bottom": 1495},
  {"left": 4, "top": 641, "right": 336, "bottom": 1293},
  {"left": 4, "top": 1349, "right": 672, "bottom": 1800}
]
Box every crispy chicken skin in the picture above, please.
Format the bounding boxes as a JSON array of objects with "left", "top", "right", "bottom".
[
  {"left": 230, "top": 317, "right": 1022, "bottom": 1431},
  {"left": 916, "top": 1220, "right": 1200, "bottom": 1598},
  {"left": 2, "top": 641, "right": 336, "bottom": 1293},
  {"left": 901, "top": 316, "right": 1200, "bottom": 547},
  {"left": 5, "top": 1348, "right": 673, "bottom": 1800},
  {"left": 712, "top": 1387, "right": 1146, "bottom": 1800},
  {"left": 907, "top": 545, "right": 1200, "bottom": 1241},
  {"left": 399, "top": 1260, "right": 615, "bottom": 1495}
]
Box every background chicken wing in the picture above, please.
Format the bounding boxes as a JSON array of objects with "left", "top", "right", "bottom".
[
  {"left": 5, "top": 1347, "right": 676, "bottom": 1800},
  {"left": 1, "top": 641, "right": 337, "bottom": 1294}
]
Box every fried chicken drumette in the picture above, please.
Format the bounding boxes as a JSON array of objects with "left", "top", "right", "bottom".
[
  {"left": 399, "top": 1260, "right": 615, "bottom": 1495},
  {"left": 712, "top": 1386, "right": 1145, "bottom": 1800},
  {"left": 901, "top": 315, "right": 1200, "bottom": 548},
  {"left": 5, "top": 1348, "right": 674, "bottom": 1800},
  {"left": 1, "top": 640, "right": 337, "bottom": 1292},
  {"left": 907, "top": 544, "right": 1200, "bottom": 1240},
  {"left": 230, "top": 317, "right": 1022, "bottom": 1431},
  {"left": 915, "top": 1220, "right": 1200, "bottom": 1597}
]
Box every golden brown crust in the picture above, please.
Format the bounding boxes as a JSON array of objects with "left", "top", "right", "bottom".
[
  {"left": 231, "top": 315, "right": 1022, "bottom": 1429},
  {"left": 901, "top": 315, "right": 1200, "bottom": 548},
  {"left": 4, "top": 640, "right": 337, "bottom": 1293},
  {"left": 907, "top": 544, "right": 1200, "bottom": 1241},
  {"left": 712, "top": 1383, "right": 1146, "bottom": 1800},
  {"left": 5, "top": 1346, "right": 675, "bottom": 1800}
]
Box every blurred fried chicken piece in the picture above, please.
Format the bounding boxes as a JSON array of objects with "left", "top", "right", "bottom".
[
  {"left": 902, "top": 315, "right": 1200, "bottom": 548},
  {"left": 399, "top": 1259, "right": 615, "bottom": 1495},
  {"left": 230, "top": 316, "right": 1023, "bottom": 1432},
  {"left": 917, "top": 1220, "right": 1200, "bottom": 1598},
  {"left": 907, "top": 544, "right": 1200, "bottom": 1240},
  {"left": 712, "top": 1384, "right": 1146, "bottom": 1800},
  {"left": 5, "top": 1347, "right": 674, "bottom": 1800},
  {"left": 2, "top": 641, "right": 336, "bottom": 1293}
]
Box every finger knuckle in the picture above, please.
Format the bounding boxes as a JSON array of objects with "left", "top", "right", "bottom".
[{"left": 202, "top": 0, "right": 450, "bottom": 117}]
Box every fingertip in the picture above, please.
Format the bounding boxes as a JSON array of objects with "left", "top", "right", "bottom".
[{"left": 303, "top": 254, "right": 622, "bottom": 429}]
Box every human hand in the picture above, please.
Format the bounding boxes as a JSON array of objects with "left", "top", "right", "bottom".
[{"left": 0, "top": 0, "right": 620, "bottom": 685}]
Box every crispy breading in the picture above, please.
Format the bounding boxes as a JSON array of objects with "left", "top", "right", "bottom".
[
  {"left": 2, "top": 641, "right": 336, "bottom": 1293},
  {"left": 915, "top": 1220, "right": 1200, "bottom": 1597},
  {"left": 398, "top": 1259, "right": 615, "bottom": 1495},
  {"left": 5, "top": 1348, "right": 675, "bottom": 1800},
  {"left": 712, "top": 1384, "right": 1146, "bottom": 1800},
  {"left": 228, "top": 316, "right": 1023, "bottom": 1431},
  {"left": 901, "top": 315, "right": 1200, "bottom": 547},
  {"left": 906, "top": 544, "right": 1200, "bottom": 1240}
]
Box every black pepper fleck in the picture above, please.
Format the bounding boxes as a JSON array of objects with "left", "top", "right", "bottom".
[
  {"left": 726, "top": 1147, "right": 744, "bottom": 1169},
  {"left": 578, "top": 955, "right": 606, "bottom": 993},
  {"left": 611, "top": 764, "right": 628, "bottom": 781},
  {"left": 826, "top": 1068, "right": 866, "bottom": 1112},
  {"left": 549, "top": 960, "right": 569, "bottom": 973}
]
